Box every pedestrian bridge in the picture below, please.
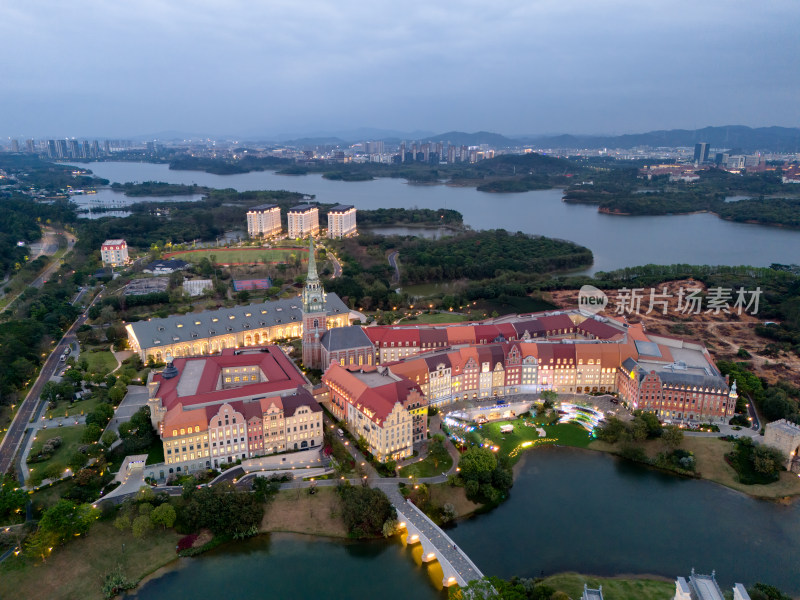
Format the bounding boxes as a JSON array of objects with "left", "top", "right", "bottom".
[{"left": 393, "top": 497, "right": 483, "bottom": 588}]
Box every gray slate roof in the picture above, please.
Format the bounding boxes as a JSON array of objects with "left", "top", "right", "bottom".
[
  {"left": 128, "top": 293, "right": 349, "bottom": 349},
  {"left": 288, "top": 204, "right": 317, "bottom": 213},
  {"left": 329, "top": 204, "right": 354, "bottom": 212},
  {"left": 249, "top": 203, "right": 279, "bottom": 211},
  {"left": 320, "top": 326, "right": 372, "bottom": 352}
]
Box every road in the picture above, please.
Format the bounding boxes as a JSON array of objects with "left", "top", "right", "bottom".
[
  {"left": 388, "top": 251, "right": 400, "bottom": 283},
  {"left": 329, "top": 252, "right": 342, "bottom": 278},
  {"left": 0, "top": 230, "right": 76, "bottom": 314},
  {"left": 0, "top": 286, "right": 101, "bottom": 477}
]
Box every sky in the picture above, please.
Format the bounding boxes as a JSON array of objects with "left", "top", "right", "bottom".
[{"left": 1, "top": 0, "right": 798, "bottom": 139}]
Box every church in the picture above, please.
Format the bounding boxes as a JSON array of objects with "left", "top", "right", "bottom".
[{"left": 125, "top": 239, "right": 353, "bottom": 365}]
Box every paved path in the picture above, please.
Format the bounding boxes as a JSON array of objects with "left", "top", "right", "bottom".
[
  {"left": 106, "top": 386, "right": 149, "bottom": 436},
  {"left": 388, "top": 251, "right": 400, "bottom": 283}
]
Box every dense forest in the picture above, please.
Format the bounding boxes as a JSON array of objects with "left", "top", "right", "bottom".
[
  {"left": 399, "top": 229, "right": 592, "bottom": 283},
  {"left": 563, "top": 167, "right": 800, "bottom": 226},
  {"left": 165, "top": 152, "right": 586, "bottom": 191},
  {"left": 110, "top": 181, "right": 208, "bottom": 196}
]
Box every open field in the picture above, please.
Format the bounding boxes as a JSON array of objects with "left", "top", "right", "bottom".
[
  {"left": 260, "top": 487, "right": 348, "bottom": 537},
  {"left": 428, "top": 483, "right": 481, "bottom": 519},
  {"left": 83, "top": 349, "right": 118, "bottom": 377},
  {"left": 461, "top": 417, "right": 595, "bottom": 465},
  {"left": 542, "top": 572, "right": 673, "bottom": 600},
  {"left": 682, "top": 436, "right": 800, "bottom": 498},
  {"left": 164, "top": 247, "right": 307, "bottom": 265},
  {"left": 28, "top": 425, "right": 87, "bottom": 485},
  {"left": 399, "top": 452, "right": 453, "bottom": 479},
  {"left": 0, "top": 520, "right": 181, "bottom": 600},
  {"left": 402, "top": 311, "right": 471, "bottom": 324}
]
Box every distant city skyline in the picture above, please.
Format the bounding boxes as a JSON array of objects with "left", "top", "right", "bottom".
[{"left": 1, "top": 1, "right": 798, "bottom": 139}]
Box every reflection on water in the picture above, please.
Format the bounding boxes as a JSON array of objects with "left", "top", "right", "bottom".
[{"left": 127, "top": 533, "right": 446, "bottom": 600}]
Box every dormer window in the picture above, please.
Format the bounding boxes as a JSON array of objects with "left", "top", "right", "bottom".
[{"left": 177, "top": 324, "right": 183, "bottom": 328}]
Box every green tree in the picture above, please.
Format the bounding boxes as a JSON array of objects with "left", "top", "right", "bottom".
[
  {"left": 428, "top": 434, "right": 450, "bottom": 470},
  {"left": 114, "top": 514, "right": 131, "bottom": 532},
  {"left": 38, "top": 500, "right": 98, "bottom": 542},
  {"left": 81, "top": 424, "right": 102, "bottom": 443},
  {"left": 336, "top": 482, "right": 396, "bottom": 538},
  {"left": 150, "top": 503, "right": 176, "bottom": 529},
  {"left": 458, "top": 447, "right": 497, "bottom": 484},
  {"left": 101, "top": 429, "right": 118, "bottom": 448},
  {"left": 0, "top": 476, "right": 28, "bottom": 521},
  {"left": 752, "top": 445, "right": 786, "bottom": 475},
  {"left": 131, "top": 514, "right": 153, "bottom": 539},
  {"left": 661, "top": 425, "right": 684, "bottom": 451}
]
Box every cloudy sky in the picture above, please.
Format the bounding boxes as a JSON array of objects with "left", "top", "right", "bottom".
[{"left": 1, "top": 0, "right": 798, "bottom": 139}]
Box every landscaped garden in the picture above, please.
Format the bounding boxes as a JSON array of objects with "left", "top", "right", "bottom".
[{"left": 27, "top": 425, "right": 87, "bottom": 486}]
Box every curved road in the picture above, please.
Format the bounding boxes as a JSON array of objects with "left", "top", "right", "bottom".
[
  {"left": 388, "top": 251, "right": 400, "bottom": 283},
  {"left": 0, "top": 286, "right": 101, "bottom": 477}
]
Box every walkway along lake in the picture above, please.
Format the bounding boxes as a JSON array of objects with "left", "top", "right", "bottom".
[{"left": 72, "top": 161, "right": 800, "bottom": 274}]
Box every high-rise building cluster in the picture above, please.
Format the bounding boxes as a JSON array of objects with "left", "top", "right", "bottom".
[{"left": 246, "top": 203, "right": 357, "bottom": 240}]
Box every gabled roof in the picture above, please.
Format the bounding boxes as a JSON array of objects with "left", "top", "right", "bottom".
[
  {"left": 128, "top": 293, "right": 348, "bottom": 350},
  {"left": 320, "top": 326, "right": 372, "bottom": 352}
]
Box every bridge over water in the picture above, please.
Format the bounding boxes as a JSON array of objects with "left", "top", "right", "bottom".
[{"left": 384, "top": 487, "right": 484, "bottom": 588}]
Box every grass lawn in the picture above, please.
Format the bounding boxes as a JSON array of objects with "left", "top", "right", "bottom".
[
  {"left": 543, "top": 572, "right": 673, "bottom": 600},
  {"left": 166, "top": 247, "right": 305, "bottom": 265},
  {"left": 45, "top": 395, "right": 102, "bottom": 420},
  {"left": 428, "top": 483, "right": 481, "bottom": 519},
  {"left": 261, "top": 487, "right": 348, "bottom": 537},
  {"left": 465, "top": 417, "right": 594, "bottom": 465},
  {"left": 681, "top": 436, "right": 800, "bottom": 499},
  {"left": 0, "top": 520, "right": 181, "bottom": 600},
  {"left": 28, "top": 425, "right": 86, "bottom": 486},
  {"left": 403, "top": 312, "right": 470, "bottom": 324},
  {"left": 29, "top": 479, "right": 74, "bottom": 513},
  {"left": 83, "top": 349, "right": 118, "bottom": 377},
  {"left": 399, "top": 452, "right": 453, "bottom": 479}
]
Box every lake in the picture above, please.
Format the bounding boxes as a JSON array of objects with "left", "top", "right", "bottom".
[
  {"left": 129, "top": 448, "right": 800, "bottom": 598},
  {"left": 71, "top": 162, "right": 800, "bottom": 274},
  {"left": 449, "top": 447, "right": 800, "bottom": 594},
  {"left": 128, "top": 532, "right": 445, "bottom": 600}
]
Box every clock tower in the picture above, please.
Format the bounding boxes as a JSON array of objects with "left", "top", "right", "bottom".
[{"left": 302, "top": 237, "right": 327, "bottom": 369}]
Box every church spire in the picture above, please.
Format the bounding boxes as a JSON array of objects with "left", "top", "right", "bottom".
[{"left": 307, "top": 236, "right": 318, "bottom": 282}]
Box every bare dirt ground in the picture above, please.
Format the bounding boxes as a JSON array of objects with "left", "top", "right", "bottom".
[
  {"left": 547, "top": 279, "right": 800, "bottom": 388},
  {"left": 260, "top": 487, "right": 349, "bottom": 537}
]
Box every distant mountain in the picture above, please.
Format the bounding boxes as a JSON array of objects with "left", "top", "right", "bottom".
[
  {"left": 519, "top": 126, "right": 800, "bottom": 153},
  {"left": 422, "top": 131, "right": 516, "bottom": 147}
]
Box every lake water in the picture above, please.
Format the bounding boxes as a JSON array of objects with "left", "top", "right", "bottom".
[
  {"left": 449, "top": 447, "right": 800, "bottom": 594},
  {"left": 70, "top": 186, "right": 205, "bottom": 219},
  {"left": 71, "top": 162, "right": 800, "bottom": 274},
  {"left": 129, "top": 448, "right": 800, "bottom": 598},
  {"left": 128, "top": 533, "right": 445, "bottom": 600}
]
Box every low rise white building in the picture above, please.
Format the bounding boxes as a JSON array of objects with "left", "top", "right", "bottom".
[{"left": 101, "top": 239, "right": 129, "bottom": 267}]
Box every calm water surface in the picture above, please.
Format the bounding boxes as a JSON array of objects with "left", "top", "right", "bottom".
[
  {"left": 73, "top": 162, "right": 800, "bottom": 274},
  {"left": 128, "top": 533, "right": 445, "bottom": 600},
  {"left": 449, "top": 448, "right": 800, "bottom": 593}
]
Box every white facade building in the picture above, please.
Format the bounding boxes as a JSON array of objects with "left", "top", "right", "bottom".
[
  {"left": 327, "top": 204, "right": 357, "bottom": 238},
  {"left": 101, "top": 239, "right": 129, "bottom": 267},
  {"left": 287, "top": 204, "right": 319, "bottom": 238},
  {"left": 246, "top": 204, "right": 282, "bottom": 238}
]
